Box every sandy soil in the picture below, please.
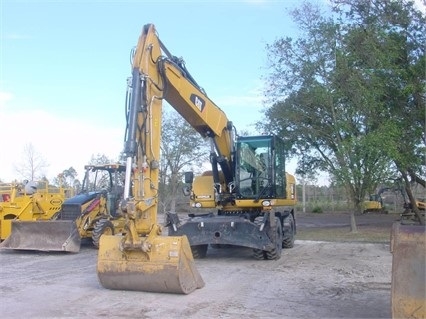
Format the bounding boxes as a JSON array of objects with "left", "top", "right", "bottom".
[{"left": 0, "top": 236, "right": 392, "bottom": 319}]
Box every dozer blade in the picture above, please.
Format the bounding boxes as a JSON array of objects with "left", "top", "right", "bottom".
[
  {"left": 97, "top": 234, "right": 205, "bottom": 294},
  {"left": 0, "top": 220, "right": 81, "bottom": 253}
]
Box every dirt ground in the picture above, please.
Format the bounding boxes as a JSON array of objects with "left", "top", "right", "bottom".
[{"left": 0, "top": 213, "right": 396, "bottom": 319}]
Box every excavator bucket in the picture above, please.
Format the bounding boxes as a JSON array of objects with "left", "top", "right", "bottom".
[
  {"left": 391, "top": 223, "right": 426, "bottom": 319},
  {"left": 97, "top": 234, "right": 205, "bottom": 294},
  {"left": 0, "top": 220, "right": 81, "bottom": 253}
]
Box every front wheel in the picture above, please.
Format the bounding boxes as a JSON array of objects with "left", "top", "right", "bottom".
[
  {"left": 265, "top": 217, "right": 283, "bottom": 260},
  {"left": 282, "top": 213, "right": 295, "bottom": 248},
  {"left": 92, "top": 219, "right": 114, "bottom": 248},
  {"left": 191, "top": 244, "right": 208, "bottom": 259}
]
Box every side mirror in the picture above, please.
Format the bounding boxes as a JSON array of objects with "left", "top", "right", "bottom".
[
  {"left": 182, "top": 185, "right": 191, "bottom": 196},
  {"left": 184, "top": 171, "right": 194, "bottom": 184}
]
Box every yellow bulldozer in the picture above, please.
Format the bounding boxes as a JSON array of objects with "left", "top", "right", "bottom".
[
  {"left": 0, "top": 180, "right": 68, "bottom": 241},
  {"left": 0, "top": 164, "right": 127, "bottom": 252}
]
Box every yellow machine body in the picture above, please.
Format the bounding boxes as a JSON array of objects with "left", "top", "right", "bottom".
[
  {"left": 190, "top": 173, "right": 219, "bottom": 208},
  {"left": 0, "top": 181, "right": 67, "bottom": 240},
  {"left": 0, "top": 164, "right": 126, "bottom": 253},
  {"left": 363, "top": 200, "right": 383, "bottom": 212}
]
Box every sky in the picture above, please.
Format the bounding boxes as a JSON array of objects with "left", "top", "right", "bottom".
[{"left": 0, "top": 0, "right": 307, "bottom": 183}]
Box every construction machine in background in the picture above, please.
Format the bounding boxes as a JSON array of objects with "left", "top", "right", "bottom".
[
  {"left": 363, "top": 186, "right": 425, "bottom": 217},
  {"left": 400, "top": 193, "right": 425, "bottom": 225},
  {"left": 96, "top": 23, "right": 296, "bottom": 294},
  {"left": 0, "top": 180, "right": 68, "bottom": 241},
  {"left": 0, "top": 164, "right": 126, "bottom": 252},
  {"left": 362, "top": 187, "right": 394, "bottom": 214}
]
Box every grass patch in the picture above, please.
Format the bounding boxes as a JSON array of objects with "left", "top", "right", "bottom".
[{"left": 297, "top": 226, "right": 391, "bottom": 243}]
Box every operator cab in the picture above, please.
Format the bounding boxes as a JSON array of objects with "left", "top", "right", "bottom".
[{"left": 235, "top": 135, "right": 286, "bottom": 200}]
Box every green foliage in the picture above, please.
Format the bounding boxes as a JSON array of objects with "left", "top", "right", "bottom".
[
  {"left": 89, "top": 154, "right": 115, "bottom": 165},
  {"left": 312, "top": 206, "right": 323, "bottom": 214},
  {"left": 260, "top": 0, "right": 425, "bottom": 213},
  {"left": 159, "top": 108, "right": 209, "bottom": 212},
  {"left": 52, "top": 166, "right": 78, "bottom": 188}
]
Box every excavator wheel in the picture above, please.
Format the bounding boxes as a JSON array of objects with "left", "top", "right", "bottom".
[
  {"left": 92, "top": 219, "right": 114, "bottom": 248},
  {"left": 191, "top": 244, "right": 208, "bottom": 259},
  {"left": 253, "top": 248, "right": 266, "bottom": 260},
  {"left": 265, "top": 217, "right": 283, "bottom": 260},
  {"left": 282, "top": 213, "right": 295, "bottom": 248},
  {"left": 252, "top": 217, "right": 283, "bottom": 260},
  {"left": 253, "top": 216, "right": 267, "bottom": 260}
]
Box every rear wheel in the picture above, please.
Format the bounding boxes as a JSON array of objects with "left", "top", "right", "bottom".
[
  {"left": 92, "top": 219, "right": 114, "bottom": 248},
  {"left": 191, "top": 244, "right": 208, "bottom": 259}
]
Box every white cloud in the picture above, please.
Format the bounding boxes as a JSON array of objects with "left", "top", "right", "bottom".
[
  {"left": 414, "top": 0, "right": 425, "bottom": 13},
  {"left": 0, "top": 92, "right": 13, "bottom": 108},
  {"left": 0, "top": 109, "right": 123, "bottom": 182},
  {"left": 215, "top": 94, "right": 263, "bottom": 109}
]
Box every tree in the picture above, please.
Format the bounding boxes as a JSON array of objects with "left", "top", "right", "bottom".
[
  {"left": 260, "top": 0, "right": 425, "bottom": 228},
  {"left": 159, "top": 109, "right": 209, "bottom": 213},
  {"left": 332, "top": 0, "right": 426, "bottom": 224},
  {"left": 14, "top": 143, "right": 49, "bottom": 181},
  {"left": 89, "top": 154, "right": 116, "bottom": 165},
  {"left": 56, "top": 167, "right": 77, "bottom": 186}
]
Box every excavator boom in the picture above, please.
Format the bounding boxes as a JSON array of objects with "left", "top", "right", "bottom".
[{"left": 97, "top": 24, "right": 205, "bottom": 294}]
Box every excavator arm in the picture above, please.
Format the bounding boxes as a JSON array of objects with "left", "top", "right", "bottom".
[
  {"left": 97, "top": 23, "right": 241, "bottom": 294},
  {"left": 125, "top": 24, "right": 234, "bottom": 189},
  {"left": 121, "top": 23, "right": 235, "bottom": 250}
]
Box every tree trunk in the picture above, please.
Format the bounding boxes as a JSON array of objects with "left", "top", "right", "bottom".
[
  {"left": 169, "top": 172, "right": 178, "bottom": 212},
  {"left": 345, "top": 184, "right": 359, "bottom": 233},
  {"left": 350, "top": 211, "right": 358, "bottom": 233},
  {"left": 401, "top": 171, "right": 425, "bottom": 225}
]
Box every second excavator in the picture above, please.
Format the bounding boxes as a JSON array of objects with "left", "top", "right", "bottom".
[{"left": 97, "top": 23, "right": 297, "bottom": 294}]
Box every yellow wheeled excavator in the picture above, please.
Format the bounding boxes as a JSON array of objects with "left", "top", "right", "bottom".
[{"left": 97, "top": 23, "right": 297, "bottom": 294}]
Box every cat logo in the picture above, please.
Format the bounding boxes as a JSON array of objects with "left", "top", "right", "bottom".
[{"left": 190, "top": 94, "right": 205, "bottom": 112}]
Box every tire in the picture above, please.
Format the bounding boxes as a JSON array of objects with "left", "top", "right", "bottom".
[
  {"left": 92, "top": 219, "right": 114, "bottom": 248},
  {"left": 191, "top": 244, "right": 208, "bottom": 259},
  {"left": 253, "top": 216, "right": 267, "bottom": 260},
  {"left": 265, "top": 217, "right": 283, "bottom": 260},
  {"left": 253, "top": 248, "right": 266, "bottom": 260},
  {"left": 282, "top": 213, "right": 295, "bottom": 249}
]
